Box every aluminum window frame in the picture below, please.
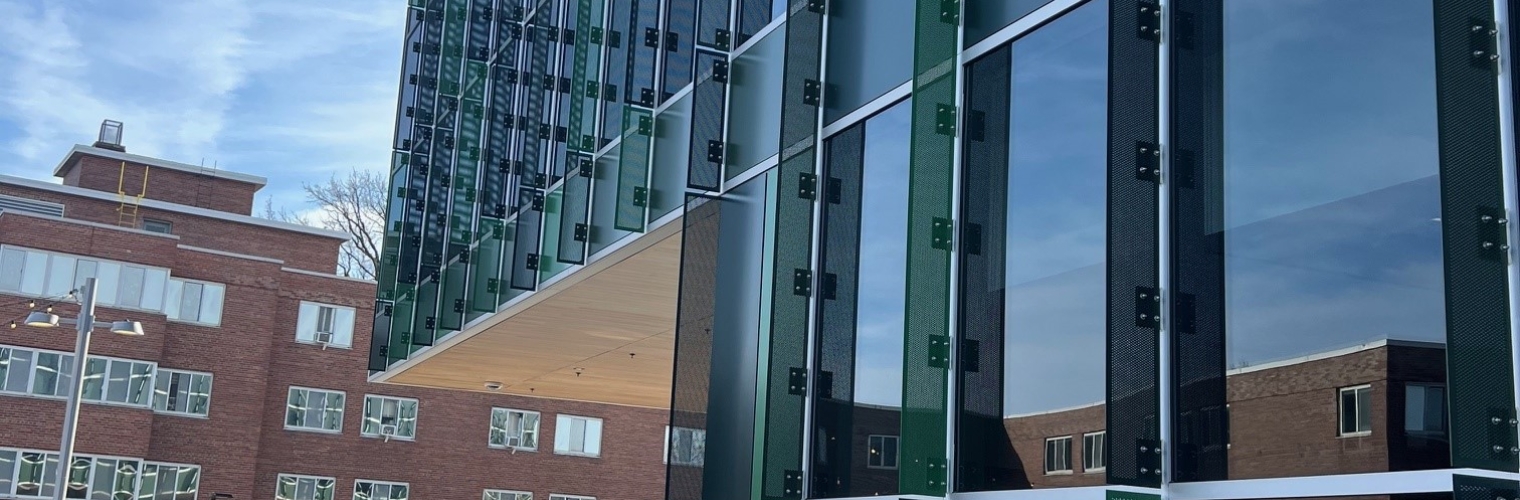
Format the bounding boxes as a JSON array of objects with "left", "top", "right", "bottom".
[
  {"left": 283, "top": 386, "right": 347, "bottom": 435},
  {"left": 360, "top": 394, "right": 420, "bottom": 441},
  {"left": 150, "top": 367, "right": 213, "bottom": 418},
  {"left": 488, "top": 407, "right": 542, "bottom": 451},
  {"left": 352, "top": 479, "right": 410, "bottom": 500},
  {"left": 1337, "top": 384, "right": 1374, "bottom": 438},
  {"left": 1044, "top": 436, "right": 1074, "bottom": 475},
  {"left": 274, "top": 473, "right": 337, "bottom": 500}
]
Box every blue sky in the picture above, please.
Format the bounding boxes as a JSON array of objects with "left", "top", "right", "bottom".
[{"left": 0, "top": 0, "right": 408, "bottom": 213}]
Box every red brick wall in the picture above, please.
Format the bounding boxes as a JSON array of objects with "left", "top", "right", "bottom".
[
  {"left": 61, "top": 154, "right": 259, "bottom": 215},
  {"left": 0, "top": 183, "right": 343, "bottom": 273},
  {"left": 1002, "top": 403, "right": 1107, "bottom": 489},
  {"left": 0, "top": 197, "right": 666, "bottom": 500}
]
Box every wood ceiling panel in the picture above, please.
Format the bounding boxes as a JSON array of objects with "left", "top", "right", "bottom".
[{"left": 387, "top": 228, "right": 683, "bottom": 408}]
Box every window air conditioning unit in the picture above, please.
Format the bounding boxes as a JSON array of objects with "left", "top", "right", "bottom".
[
  {"left": 315, "top": 331, "right": 334, "bottom": 349},
  {"left": 381, "top": 424, "right": 399, "bottom": 441}
]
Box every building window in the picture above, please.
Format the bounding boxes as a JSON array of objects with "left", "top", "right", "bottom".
[
  {"left": 362, "top": 395, "right": 418, "bottom": 440},
  {"left": 548, "top": 495, "right": 594, "bottom": 500},
  {"left": 152, "top": 369, "right": 212, "bottom": 417},
  {"left": 296, "top": 301, "right": 356, "bottom": 348},
  {"left": 285, "top": 387, "right": 345, "bottom": 433},
  {"left": 138, "top": 463, "right": 201, "bottom": 500},
  {"left": 489, "top": 408, "right": 540, "bottom": 450},
  {"left": 0, "top": 246, "right": 169, "bottom": 312},
  {"left": 865, "top": 434, "right": 898, "bottom": 470},
  {"left": 1406, "top": 383, "right": 1447, "bottom": 437},
  {"left": 141, "top": 219, "right": 173, "bottom": 234},
  {"left": 81, "top": 357, "right": 155, "bottom": 406},
  {"left": 165, "top": 279, "right": 226, "bottom": 326},
  {"left": 1339, "top": 385, "right": 1373, "bottom": 437},
  {"left": 1044, "top": 436, "right": 1072, "bottom": 474},
  {"left": 553, "top": 415, "right": 603, "bottom": 457},
  {"left": 0, "top": 448, "right": 198, "bottom": 500},
  {"left": 485, "top": 490, "right": 532, "bottom": 500},
  {"left": 353, "top": 480, "right": 408, "bottom": 500},
  {"left": 276, "top": 474, "right": 336, "bottom": 500},
  {"left": 1083, "top": 431, "right": 1106, "bottom": 472},
  {"left": 665, "top": 426, "right": 706, "bottom": 467}
]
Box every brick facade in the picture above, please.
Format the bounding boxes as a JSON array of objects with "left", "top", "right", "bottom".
[
  {"left": 57, "top": 149, "right": 260, "bottom": 215},
  {"left": 0, "top": 150, "right": 666, "bottom": 500}
]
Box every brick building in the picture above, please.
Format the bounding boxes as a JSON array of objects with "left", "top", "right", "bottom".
[{"left": 0, "top": 136, "right": 667, "bottom": 500}]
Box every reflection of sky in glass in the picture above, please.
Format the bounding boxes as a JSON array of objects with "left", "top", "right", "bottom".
[
  {"left": 854, "top": 102, "right": 912, "bottom": 407},
  {"left": 1002, "top": 0, "right": 1107, "bottom": 416},
  {"left": 1223, "top": 0, "right": 1444, "bottom": 367}
]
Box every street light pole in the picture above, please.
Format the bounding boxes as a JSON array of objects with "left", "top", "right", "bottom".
[{"left": 55, "top": 277, "right": 96, "bottom": 500}]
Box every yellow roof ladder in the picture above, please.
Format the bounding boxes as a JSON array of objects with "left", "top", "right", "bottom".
[{"left": 116, "top": 162, "right": 148, "bottom": 228}]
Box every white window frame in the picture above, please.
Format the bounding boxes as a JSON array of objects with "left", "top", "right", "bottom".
[
  {"left": 866, "top": 434, "right": 898, "bottom": 470},
  {"left": 1338, "top": 384, "right": 1374, "bottom": 438},
  {"left": 548, "top": 495, "right": 595, "bottom": 500},
  {"left": 285, "top": 386, "right": 346, "bottom": 434},
  {"left": 296, "top": 301, "right": 357, "bottom": 349},
  {"left": 151, "top": 368, "right": 213, "bottom": 418},
  {"left": 361, "top": 394, "right": 418, "bottom": 441},
  {"left": 164, "top": 278, "right": 226, "bottom": 327},
  {"left": 0, "top": 446, "right": 199, "bottom": 500},
  {"left": 1044, "top": 436, "right": 1073, "bottom": 475},
  {"left": 275, "top": 473, "right": 337, "bottom": 500},
  {"left": 489, "top": 408, "right": 541, "bottom": 451},
  {"left": 353, "top": 479, "right": 409, "bottom": 500},
  {"left": 0, "top": 245, "right": 170, "bottom": 313},
  {"left": 553, "top": 414, "right": 603, "bottom": 458},
  {"left": 484, "top": 489, "right": 533, "bottom": 500},
  {"left": 79, "top": 355, "right": 156, "bottom": 408},
  {"left": 138, "top": 461, "right": 202, "bottom": 500},
  {"left": 1082, "top": 431, "right": 1106, "bottom": 473}
]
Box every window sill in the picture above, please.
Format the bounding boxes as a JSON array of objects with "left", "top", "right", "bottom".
[
  {"left": 1338, "top": 431, "right": 1373, "bottom": 438},
  {"left": 284, "top": 425, "right": 344, "bottom": 435},
  {"left": 2, "top": 391, "right": 154, "bottom": 410},
  {"left": 294, "top": 339, "right": 353, "bottom": 350},
  {"left": 361, "top": 433, "right": 415, "bottom": 442},
  {"left": 1084, "top": 468, "right": 1106, "bottom": 474},
  {"left": 489, "top": 445, "right": 539, "bottom": 452},
  {"left": 166, "top": 318, "right": 222, "bottom": 328},
  {"left": 1044, "top": 470, "right": 1074, "bottom": 476},
  {"left": 153, "top": 410, "right": 210, "bottom": 420},
  {"left": 553, "top": 451, "right": 602, "bottom": 459}
]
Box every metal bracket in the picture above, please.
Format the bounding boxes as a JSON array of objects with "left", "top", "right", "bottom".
[
  {"left": 787, "top": 368, "right": 807, "bottom": 396},
  {"left": 712, "top": 60, "right": 729, "bottom": 84},
  {"left": 960, "top": 338, "right": 980, "bottom": 373},
  {"left": 1488, "top": 406, "right": 1517, "bottom": 460},
  {"left": 928, "top": 334, "right": 950, "bottom": 368},
  {"left": 665, "top": 31, "right": 679, "bottom": 52},
  {"left": 1138, "top": 1, "right": 1161, "bottom": 41},
  {"left": 531, "top": 191, "right": 545, "bottom": 211},
  {"left": 637, "top": 115, "right": 653, "bottom": 135},
  {"left": 424, "top": 316, "right": 437, "bottom": 330},
  {"left": 486, "top": 278, "right": 499, "bottom": 293},
  {"left": 926, "top": 457, "right": 948, "bottom": 490},
  {"left": 931, "top": 217, "right": 954, "bottom": 250},
  {"left": 1136, "top": 141, "right": 1162, "bottom": 183},
  {"left": 573, "top": 223, "right": 589, "bottom": 242},
  {"left": 806, "top": 0, "right": 826, "bottom": 13},
  {"left": 707, "top": 140, "right": 725, "bottom": 164},
  {"left": 525, "top": 252, "right": 539, "bottom": 271},
  {"left": 645, "top": 27, "right": 661, "bottom": 48},
  {"left": 453, "top": 298, "right": 465, "bottom": 313},
  {"left": 793, "top": 268, "right": 813, "bottom": 297},
  {"left": 633, "top": 186, "right": 648, "bottom": 207},
  {"left": 935, "top": 103, "right": 957, "bottom": 136},
  {"left": 802, "top": 79, "right": 822, "bottom": 106},
  {"left": 1174, "top": 292, "right": 1196, "bottom": 335},
  {"left": 783, "top": 470, "right": 804, "bottom": 498},
  {"left": 1136, "top": 286, "right": 1161, "bottom": 328},
  {"left": 798, "top": 172, "right": 818, "bottom": 200},
  {"left": 1471, "top": 17, "right": 1501, "bottom": 70},
  {"left": 939, "top": 0, "right": 960, "bottom": 24},
  {"left": 820, "top": 272, "right": 837, "bottom": 300},
  {"left": 1137, "top": 438, "right": 1163, "bottom": 477},
  {"left": 1479, "top": 206, "right": 1511, "bottom": 263},
  {"left": 590, "top": 26, "right": 603, "bottom": 45},
  {"left": 714, "top": 29, "right": 732, "bottom": 51}
]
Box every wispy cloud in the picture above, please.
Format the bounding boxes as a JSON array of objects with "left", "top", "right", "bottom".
[{"left": 0, "top": 0, "right": 405, "bottom": 212}]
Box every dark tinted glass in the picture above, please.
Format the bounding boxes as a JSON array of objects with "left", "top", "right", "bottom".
[
  {"left": 822, "top": 0, "right": 913, "bottom": 125},
  {"left": 1171, "top": 0, "right": 1449, "bottom": 481},
  {"left": 956, "top": 0, "right": 1107, "bottom": 492},
  {"left": 965, "top": 0, "right": 1054, "bottom": 48}
]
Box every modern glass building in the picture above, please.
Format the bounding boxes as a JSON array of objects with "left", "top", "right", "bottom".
[{"left": 369, "top": 1, "right": 1520, "bottom": 499}]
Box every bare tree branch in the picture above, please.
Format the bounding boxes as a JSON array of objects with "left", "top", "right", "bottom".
[{"left": 265, "top": 169, "right": 387, "bottom": 279}]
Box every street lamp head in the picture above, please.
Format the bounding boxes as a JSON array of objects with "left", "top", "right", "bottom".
[
  {"left": 23, "top": 311, "right": 60, "bottom": 328},
  {"left": 109, "top": 321, "right": 145, "bottom": 336}
]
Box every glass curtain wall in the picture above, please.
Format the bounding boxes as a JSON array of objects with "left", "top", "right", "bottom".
[{"left": 956, "top": 0, "right": 1109, "bottom": 491}]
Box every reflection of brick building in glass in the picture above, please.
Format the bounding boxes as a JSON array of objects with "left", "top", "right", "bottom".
[{"left": 970, "top": 340, "right": 1449, "bottom": 489}]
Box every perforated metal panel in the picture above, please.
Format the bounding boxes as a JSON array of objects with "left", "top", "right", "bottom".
[
  {"left": 1168, "top": 0, "right": 1226, "bottom": 483},
  {"left": 1435, "top": 0, "right": 1517, "bottom": 472},
  {"left": 902, "top": 0, "right": 956, "bottom": 495},
  {"left": 664, "top": 0, "right": 698, "bottom": 100},
  {"left": 602, "top": 0, "right": 630, "bottom": 148},
  {"left": 510, "top": 186, "right": 546, "bottom": 290},
  {"left": 557, "top": 158, "right": 592, "bottom": 264},
  {"left": 369, "top": 300, "right": 394, "bottom": 371},
  {"left": 687, "top": 51, "right": 729, "bottom": 190},
  {"left": 696, "top": 0, "right": 732, "bottom": 50},
  {"left": 412, "top": 278, "right": 440, "bottom": 346},
  {"left": 1455, "top": 474, "right": 1519, "bottom": 500},
  {"left": 628, "top": 0, "right": 661, "bottom": 107},
  {"left": 472, "top": 218, "right": 505, "bottom": 312},
  {"left": 668, "top": 195, "right": 721, "bottom": 500},
  {"left": 955, "top": 44, "right": 1011, "bottom": 493},
  {"left": 1106, "top": 0, "right": 1160, "bottom": 489},
  {"left": 735, "top": 0, "right": 774, "bottom": 47},
  {"left": 616, "top": 108, "right": 653, "bottom": 232}
]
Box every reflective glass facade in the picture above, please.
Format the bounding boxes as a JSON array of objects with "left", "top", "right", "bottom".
[{"left": 374, "top": 0, "right": 1520, "bottom": 499}]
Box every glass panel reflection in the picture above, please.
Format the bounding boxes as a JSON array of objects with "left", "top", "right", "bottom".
[
  {"left": 811, "top": 99, "right": 911, "bottom": 498},
  {"left": 1171, "top": 0, "right": 1449, "bottom": 481},
  {"left": 956, "top": 0, "right": 1106, "bottom": 492}
]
